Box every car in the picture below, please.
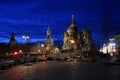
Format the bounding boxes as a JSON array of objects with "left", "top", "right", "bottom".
[
  {"left": 56, "top": 57, "right": 65, "bottom": 62},
  {"left": 64, "top": 57, "right": 74, "bottom": 62},
  {"left": 0, "top": 59, "right": 14, "bottom": 70},
  {"left": 46, "top": 57, "right": 54, "bottom": 61}
]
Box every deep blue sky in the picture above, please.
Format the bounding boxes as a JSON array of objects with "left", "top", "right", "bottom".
[{"left": 0, "top": 0, "right": 120, "bottom": 44}]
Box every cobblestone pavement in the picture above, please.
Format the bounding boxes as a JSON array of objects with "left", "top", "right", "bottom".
[{"left": 0, "top": 61, "right": 120, "bottom": 80}]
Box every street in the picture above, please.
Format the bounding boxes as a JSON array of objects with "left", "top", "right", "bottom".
[{"left": 0, "top": 61, "right": 120, "bottom": 80}]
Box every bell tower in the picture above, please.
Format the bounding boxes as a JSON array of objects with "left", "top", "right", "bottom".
[
  {"left": 45, "top": 25, "right": 53, "bottom": 51},
  {"left": 62, "top": 14, "right": 81, "bottom": 50}
]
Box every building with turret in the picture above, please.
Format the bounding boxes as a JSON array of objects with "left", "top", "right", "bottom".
[
  {"left": 82, "top": 27, "right": 94, "bottom": 52},
  {"left": 45, "top": 25, "right": 54, "bottom": 51},
  {"left": 62, "top": 14, "right": 83, "bottom": 53},
  {"left": 114, "top": 32, "right": 120, "bottom": 54},
  {"left": 62, "top": 14, "right": 94, "bottom": 55}
]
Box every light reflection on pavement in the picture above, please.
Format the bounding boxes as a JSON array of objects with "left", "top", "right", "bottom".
[{"left": 0, "top": 61, "right": 120, "bottom": 80}]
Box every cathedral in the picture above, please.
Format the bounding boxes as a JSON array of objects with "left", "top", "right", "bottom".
[{"left": 62, "top": 14, "right": 94, "bottom": 54}]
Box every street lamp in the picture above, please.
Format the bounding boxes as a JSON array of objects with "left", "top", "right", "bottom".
[
  {"left": 22, "top": 35, "right": 30, "bottom": 64},
  {"left": 22, "top": 35, "right": 29, "bottom": 43},
  {"left": 41, "top": 44, "right": 45, "bottom": 47},
  {"left": 41, "top": 44, "right": 45, "bottom": 54}
]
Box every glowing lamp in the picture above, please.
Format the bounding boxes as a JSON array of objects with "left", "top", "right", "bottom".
[
  {"left": 43, "top": 54, "right": 46, "bottom": 58},
  {"left": 14, "top": 52, "right": 18, "bottom": 55}
]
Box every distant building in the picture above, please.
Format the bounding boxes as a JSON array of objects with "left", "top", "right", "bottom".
[
  {"left": 62, "top": 14, "right": 94, "bottom": 54},
  {"left": 114, "top": 32, "right": 120, "bottom": 54},
  {"left": 100, "top": 32, "right": 120, "bottom": 55},
  {"left": 45, "top": 25, "right": 54, "bottom": 51},
  {"left": 9, "top": 32, "right": 16, "bottom": 53},
  {"left": 9, "top": 32, "right": 16, "bottom": 46},
  {"left": 100, "top": 38, "right": 118, "bottom": 56}
]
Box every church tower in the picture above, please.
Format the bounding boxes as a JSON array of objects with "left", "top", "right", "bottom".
[
  {"left": 45, "top": 25, "right": 53, "bottom": 51},
  {"left": 62, "top": 14, "right": 82, "bottom": 52},
  {"left": 82, "top": 26, "right": 94, "bottom": 52},
  {"left": 62, "top": 14, "right": 94, "bottom": 57},
  {"left": 9, "top": 32, "right": 16, "bottom": 53}
]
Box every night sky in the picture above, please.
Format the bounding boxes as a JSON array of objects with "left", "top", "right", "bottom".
[{"left": 0, "top": 0, "right": 120, "bottom": 44}]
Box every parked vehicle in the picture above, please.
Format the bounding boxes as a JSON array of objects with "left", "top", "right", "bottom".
[
  {"left": 46, "top": 57, "right": 54, "bottom": 61},
  {"left": 0, "top": 59, "right": 14, "bottom": 70}
]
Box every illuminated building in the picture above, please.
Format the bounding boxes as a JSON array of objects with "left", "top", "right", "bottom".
[
  {"left": 82, "top": 27, "right": 94, "bottom": 52},
  {"left": 108, "top": 38, "right": 116, "bottom": 55},
  {"left": 100, "top": 32, "right": 120, "bottom": 56},
  {"left": 62, "top": 14, "right": 94, "bottom": 54},
  {"left": 100, "top": 44, "right": 108, "bottom": 54},
  {"left": 45, "top": 25, "right": 54, "bottom": 51},
  {"left": 100, "top": 38, "right": 117, "bottom": 56},
  {"left": 114, "top": 33, "right": 120, "bottom": 54}
]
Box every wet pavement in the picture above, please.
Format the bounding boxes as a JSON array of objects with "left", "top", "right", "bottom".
[{"left": 0, "top": 61, "right": 120, "bottom": 80}]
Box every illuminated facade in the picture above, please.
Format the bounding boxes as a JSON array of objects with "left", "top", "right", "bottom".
[
  {"left": 45, "top": 26, "right": 53, "bottom": 51},
  {"left": 114, "top": 33, "right": 120, "bottom": 54},
  {"left": 100, "top": 32, "right": 120, "bottom": 55},
  {"left": 62, "top": 14, "right": 82, "bottom": 52},
  {"left": 62, "top": 14, "right": 94, "bottom": 53},
  {"left": 100, "top": 38, "right": 117, "bottom": 56},
  {"left": 82, "top": 27, "right": 94, "bottom": 52}
]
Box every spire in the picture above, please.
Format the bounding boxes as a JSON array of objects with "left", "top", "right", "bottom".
[
  {"left": 48, "top": 24, "right": 50, "bottom": 32},
  {"left": 45, "top": 25, "right": 53, "bottom": 50},
  {"left": 9, "top": 32, "right": 16, "bottom": 53},
  {"left": 71, "top": 13, "right": 76, "bottom": 26},
  {"left": 46, "top": 25, "right": 53, "bottom": 41},
  {"left": 67, "top": 13, "right": 78, "bottom": 33},
  {"left": 47, "top": 25, "right": 51, "bottom": 36},
  {"left": 72, "top": 13, "right": 75, "bottom": 20},
  {"left": 10, "top": 32, "right": 16, "bottom": 44}
]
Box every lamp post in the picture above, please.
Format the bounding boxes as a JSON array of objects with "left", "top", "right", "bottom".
[
  {"left": 22, "top": 35, "right": 30, "bottom": 64},
  {"left": 41, "top": 44, "right": 45, "bottom": 54},
  {"left": 22, "top": 35, "right": 29, "bottom": 43}
]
